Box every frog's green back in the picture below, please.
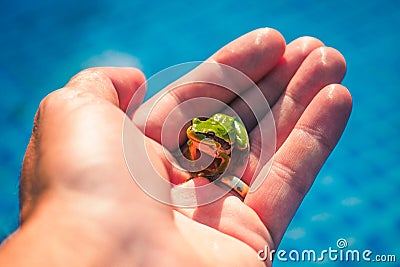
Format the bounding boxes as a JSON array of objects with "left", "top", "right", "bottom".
[
  {"left": 210, "top": 113, "right": 235, "bottom": 133},
  {"left": 233, "top": 120, "right": 248, "bottom": 149},
  {"left": 191, "top": 113, "right": 249, "bottom": 147}
]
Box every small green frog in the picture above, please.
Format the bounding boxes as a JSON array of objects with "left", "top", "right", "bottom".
[{"left": 186, "top": 113, "right": 249, "bottom": 180}]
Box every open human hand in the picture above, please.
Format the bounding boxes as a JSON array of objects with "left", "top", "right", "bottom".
[
  {"left": 131, "top": 28, "right": 352, "bottom": 265},
  {"left": 2, "top": 28, "right": 351, "bottom": 267}
]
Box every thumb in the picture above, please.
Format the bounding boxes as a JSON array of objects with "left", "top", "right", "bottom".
[{"left": 20, "top": 67, "right": 146, "bottom": 222}]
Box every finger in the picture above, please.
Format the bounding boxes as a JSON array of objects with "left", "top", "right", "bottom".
[
  {"left": 272, "top": 47, "right": 346, "bottom": 149},
  {"left": 227, "top": 36, "right": 324, "bottom": 130},
  {"left": 242, "top": 47, "right": 347, "bottom": 185},
  {"left": 20, "top": 67, "right": 146, "bottom": 222},
  {"left": 210, "top": 28, "right": 285, "bottom": 82},
  {"left": 133, "top": 28, "right": 285, "bottom": 147},
  {"left": 245, "top": 84, "right": 352, "bottom": 246},
  {"left": 65, "top": 67, "right": 146, "bottom": 111}
]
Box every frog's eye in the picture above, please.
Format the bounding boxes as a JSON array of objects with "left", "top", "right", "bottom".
[{"left": 206, "top": 131, "right": 215, "bottom": 137}]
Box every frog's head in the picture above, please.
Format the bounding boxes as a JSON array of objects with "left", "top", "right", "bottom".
[{"left": 186, "top": 117, "right": 232, "bottom": 151}]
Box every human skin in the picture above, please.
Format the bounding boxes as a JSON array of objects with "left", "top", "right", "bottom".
[{"left": 0, "top": 28, "right": 351, "bottom": 266}]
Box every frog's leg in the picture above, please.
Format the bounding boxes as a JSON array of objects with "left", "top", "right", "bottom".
[
  {"left": 186, "top": 140, "right": 199, "bottom": 179},
  {"left": 187, "top": 139, "right": 198, "bottom": 161},
  {"left": 216, "top": 152, "right": 230, "bottom": 176}
]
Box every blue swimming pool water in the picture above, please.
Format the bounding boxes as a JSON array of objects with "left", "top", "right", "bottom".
[{"left": 1, "top": 0, "right": 399, "bottom": 265}]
